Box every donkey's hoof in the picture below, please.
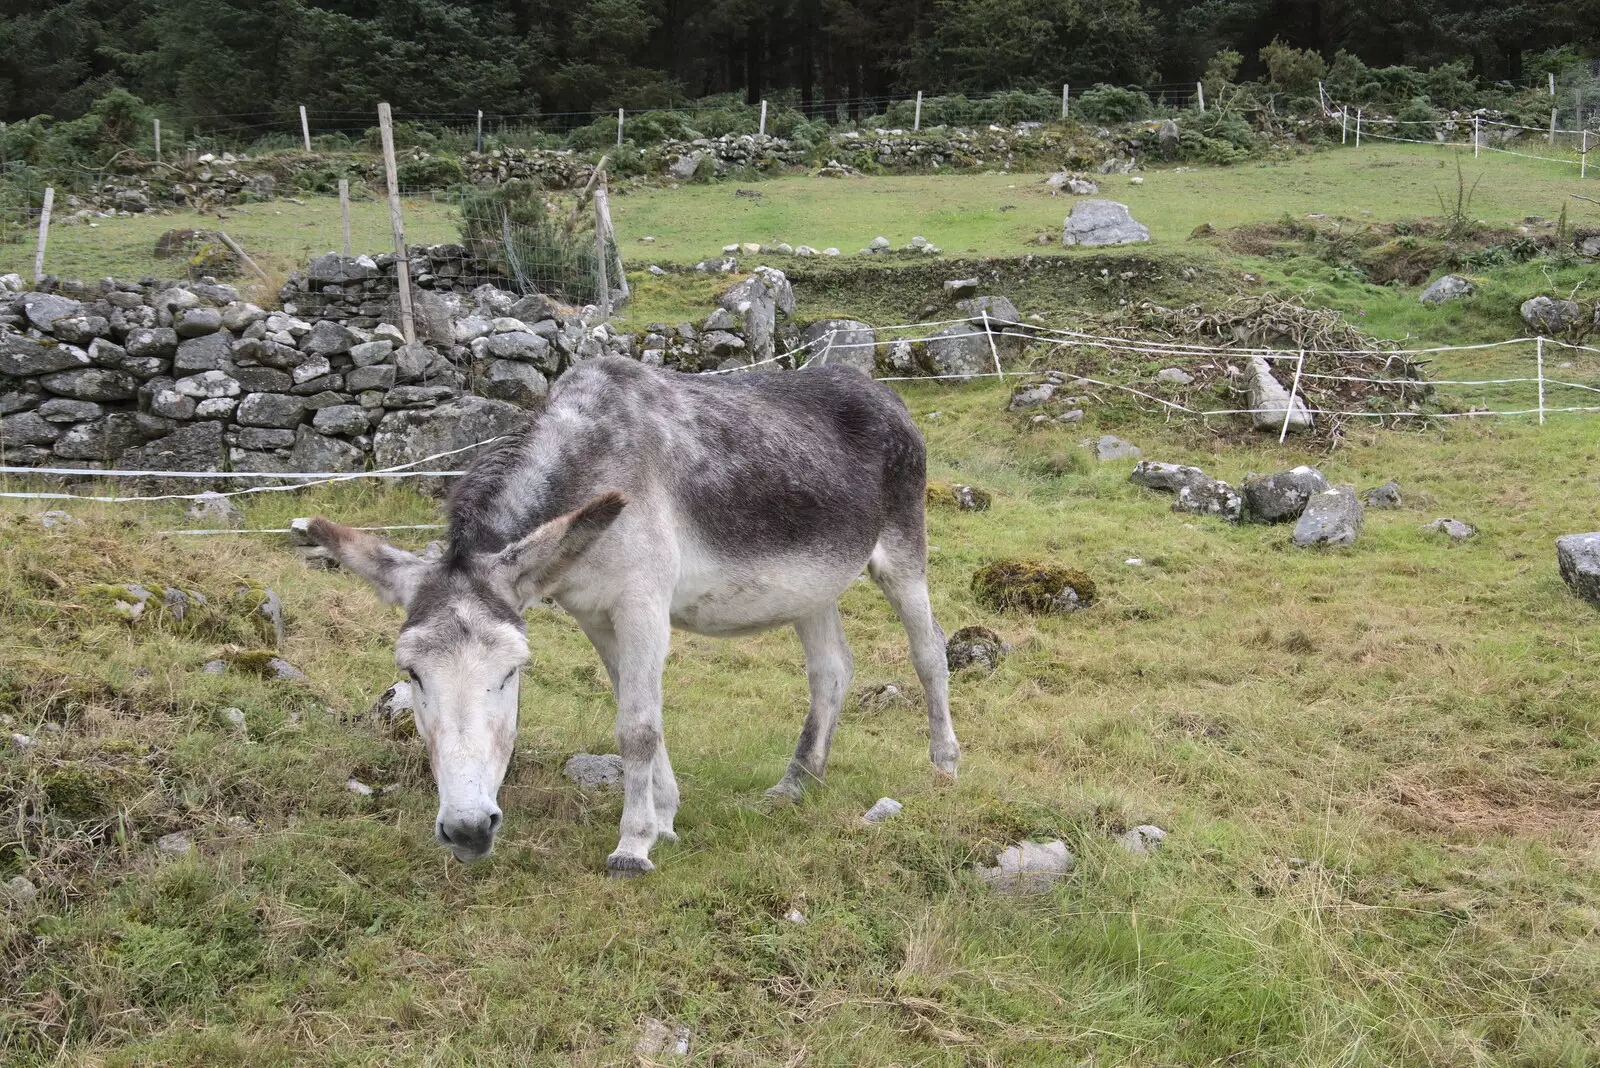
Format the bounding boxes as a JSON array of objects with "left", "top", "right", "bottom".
[
  {"left": 606, "top": 852, "right": 655, "bottom": 878},
  {"left": 763, "top": 780, "right": 804, "bottom": 805}
]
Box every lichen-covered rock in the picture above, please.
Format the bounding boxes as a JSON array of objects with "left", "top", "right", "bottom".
[
  {"left": 1521, "top": 296, "right": 1582, "bottom": 334},
  {"left": 1062, "top": 200, "right": 1149, "bottom": 246},
  {"left": 564, "top": 753, "right": 624, "bottom": 789},
  {"left": 372, "top": 395, "right": 530, "bottom": 484},
  {"left": 53, "top": 414, "right": 145, "bottom": 459},
  {"left": 1095, "top": 435, "right": 1142, "bottom": 461},
  {"left": 1243, "top": 466, "right": 1330, "bottom": 523},
  {"left": 1419, "top": 275, "right": 1474, "bottom": 305},
  {"left": 926, "top": 323, "right": 992, "bottom": 377},
  {"left": 926, "top": 482, "right": 991, "bottom": 512},
  {"left": 1173, "top": 478, "right": 1242, "bottom": 522},
  {"left": 173, "top": 306, "right": 222, "bottom": 338},
  {"left": 1129, "top": 461, "right": 1209, "bottom": 494},
  {"left": 946, "top": 625, "right": 1005, "bottom": 671},
  {"left": 976, "top": 839, "right": 1074, "bottom": 893},
  {"left": 1557, "top": 533, "right": 1600, "bottom": 607},
  {"left": 173, "top": 331, "right": 232, "bottom": 372},
  {"left": 480, "top": 359, "right": 549, "bottom": 405},
  {"left": 972, "top": 560, "right": 1095, "bottom": 613},
  {"left": 1362, "top": 481, "right": 1402, "bottom": 508},
  {"left": 1247, "top": 356, "right": 1313, "bottom": 432},
  {"left": 236, "top": 392, "right": 307, "bottom": 429},
  {"left": 2, "top": 332, "right": 91, "bottom": 375},
  {"left": 289, "top": 425, "right": 364, "bottom": 473},
  {"left": 1424, "top": 517, "right": 1477, "bottom": 541},
  {"left": 799, "top": 319, "right": 876, "bottom": 374},
  {"left": 40, "top": 367, "right": 138, "bottom": 401},
  {"left": 1292, "top": 486, "right": 1363, "bottom": 547}
]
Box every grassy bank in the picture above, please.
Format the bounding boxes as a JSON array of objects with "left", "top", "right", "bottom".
[{"left": 3, "top": 385, "right": 1599, "bottom": 1065}]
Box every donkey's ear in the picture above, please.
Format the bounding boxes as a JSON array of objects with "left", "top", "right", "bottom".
[
  {"left": 493, "top": 492, "right": 626, "bottom": 608},
  {"left": 307, "top": 517, "right": 431, "bottom": 608}
]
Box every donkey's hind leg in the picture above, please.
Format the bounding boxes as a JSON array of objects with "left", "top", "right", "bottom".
[
  {"left": 869, "top": 542, "right": 960, "bottom": 776},
  {"left": 766, "top": 601, "right": 853, "bottom": 802}
]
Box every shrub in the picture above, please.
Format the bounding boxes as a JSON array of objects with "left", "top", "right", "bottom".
[
  {"left": 458, "top": 180, "right": 615, "bottom": 304},
  {"left": 1260, "top": 39, "right": 1327, "bottom": 95},
  {"left": 1075, "top": 85, "right": 1153, "bottom": 124},
  {"left": 395, "top": 154, "right": 464, "bottom": 190}
]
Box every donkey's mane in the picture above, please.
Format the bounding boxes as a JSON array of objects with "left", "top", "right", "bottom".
[{"left": 442, "top": 400, "right": 547, "bottom": 560}]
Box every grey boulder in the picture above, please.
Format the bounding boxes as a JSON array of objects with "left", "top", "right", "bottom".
[
  {"left": 1521, "top": 296, "right": 1582, "bottom": 334},
  {"left": 1129, "top": 461, "right": 1209, "bottom": 494},
  {"left": 40, "top": 367, "right": 138, "bottom": 401},
  {"left": 1062, "top": 200, "right": 1150, "bottom": 247},
  {"left": 1419, "top": 275, "right": 1474, "bottom": 305},
  {"left": 564, "top": 753, "right": 624, "bottom": 789},
  {"left": 800, "top": 319, "right": 877, "bottom": 374},
  {"left": 1, "top": 333, "right": 91, "bottom": 375},
  {"left": 1292, "top": 486, "right": 1363, "bottom": 547},
  {"left": 1095, "top": 435, "right": 1142, "bottom": 461},
  {"left": 976, "top": 840, "right": 1074, "bottom": 894},
  {"left": 1243, "top": 466, "right": 1329, "bottom": 523},
  {"left": 480, "top": 360, "right": 549, "bottom": 406},
  {"left": 1556, "top": 533, "right": 1600, "bottom": 607}
]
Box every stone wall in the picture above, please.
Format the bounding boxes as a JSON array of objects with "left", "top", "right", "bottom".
[{"left": 1, "top": 252, "right": 1033, "bottom": 477}]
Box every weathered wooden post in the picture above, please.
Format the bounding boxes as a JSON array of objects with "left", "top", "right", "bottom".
[
  {"left": 476, "top": 109, "right": 484, "bottom": 153},
  {"left": 378, "top": 102, "right": 416, "bottom": 345},
  {"left": 33, "top": 187, "right": 53, "bottom": 283},
  {"left": 153, "top": 118, "right": 161, "bottom": 162},
  {"left": 1061, "top": 84, "right": 1070, "bottom": 120},
  {"left": 338, "top": 178, "right": 352, "bottom": 256},
  {"left": 1197, "top": 82, "right": 1206, "bottom": 113},
  {"left": 913, "top": 91, "right": 923, "bottom": 132},
  {"left": 299, "top": 105, "right": 312, "bottom": 151},
  {"left": 616, "top": 108, "right": 624, "bottom": 147}
]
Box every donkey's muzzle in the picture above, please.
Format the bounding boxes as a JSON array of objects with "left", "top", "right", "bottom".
[{"left": 436, "top": 807, "right": 502, "bottom": 862}]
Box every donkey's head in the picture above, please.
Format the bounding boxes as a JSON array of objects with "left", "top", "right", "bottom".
[{"left": 308, "top": 493, "right": 626, "bottom": 862}]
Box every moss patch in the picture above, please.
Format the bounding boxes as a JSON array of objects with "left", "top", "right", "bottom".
[{"left": 971, "top": 559, "right": 1096, "bottom": 613}]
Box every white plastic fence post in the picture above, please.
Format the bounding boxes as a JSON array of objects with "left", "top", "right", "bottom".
[
  {"left": 759, "top": 100, "right": 767, "bottom": 136},
  {"left": 476, "top": 109, "right": 483, "bottom": 153},
  {"left": 617, "top": 108, "right": 624, "bottom": 147},
  {"left": 914, "top": 91, "right": 923, "bottom": 132},
  {"left": 1341, "top": 107, "right": 1348, "bottom": 144},
  {"left": 338, "top": 178, "right": 351, "bottom": 256},
  {"left": 1062, "top": 84, "right": 1069, "bottom": 120},
  {"left": 1317, "top": 79, "right": 1327, "bottom": 113},
  {"left": 153, "top": 118, "right": 161, "bottom": 161},
  {"left": 1537, "top": 337, "right": 1546, "bottom": 425},
  {"left": 1356, "top": 109, "right": 1362, "bottom": 147},
  {"left": 299, "top": 105, "right": 311, "bottom": 151},
  {"left": 1197, "top": 82, "right": 1206, "bottom": 113},
  {"left": 1550, "top": 72, "right": 1557, "bottom": 97},
  {"left": 1474, "top": 114, "right": 1480, "bottom": 157},
  {"left": 33, "top": 187, "right": 53, "bottom": 283},
  {"left": 377, "top": 102, "right": 416, "bottom": 345},
  {"left": 1583, "top": 130, "right": 1590, "bottom": 180},
  {"left": 1279, "top": 352, "right": 1305, "bottom": 443}
]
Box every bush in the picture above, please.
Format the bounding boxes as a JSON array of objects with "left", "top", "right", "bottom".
[
  {"left": 1260, "top": 39, "right": 1327, "bottom": 95},
  {"left": 458, "top": 180, "right": 615, "bottom": 305},
  {"left": 1075, "top": 85, "right": 1153, "bottom": 124},
  {"left": 395, "top": 154, "right": 465, "bottom": 190}
]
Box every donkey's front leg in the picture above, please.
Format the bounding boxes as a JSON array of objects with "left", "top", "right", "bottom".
[{"left": 606, "top": 605, "right": 672, "bottom": 877}]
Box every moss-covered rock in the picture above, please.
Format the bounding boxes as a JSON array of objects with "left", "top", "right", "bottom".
[
  {"left": 971, "top": 560, "right": 1095, "bottom": 613},
  {"left": 926, "top": 482, "right": 992, "bottom": 512},
  {"left": 946, "top": 625, "right": 1006, "bottom": 672},
  {"left": 42, "top": 766, "right": 113, "bottom": 820}
]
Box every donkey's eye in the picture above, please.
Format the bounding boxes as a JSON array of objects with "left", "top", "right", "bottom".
[{"left": 499, "top": 669, "right": 518, "bottom": 690}]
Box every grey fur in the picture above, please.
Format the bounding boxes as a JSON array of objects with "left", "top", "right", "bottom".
[{"left": 312, "top": 357, "right": 958, "bottom": 872}]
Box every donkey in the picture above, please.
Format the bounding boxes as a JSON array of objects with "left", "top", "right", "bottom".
[{"left": 308, "top": 356, "right": 958, "bottom": 875}]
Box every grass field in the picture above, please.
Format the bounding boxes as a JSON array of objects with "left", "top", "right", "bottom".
[{"left": 3, "top": 143, "right": 1600, "bottom": 1065}]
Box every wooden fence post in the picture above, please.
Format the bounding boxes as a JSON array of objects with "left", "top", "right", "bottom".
[
  {"left": 1341, "top": 107, "right": 1348, "bottom": 144},
  {"left": 1550, "top": 72, "right": 1557, "bottom": 96},
  {"left": 913, "top": 90, "right": 923, "bottom": 132},
  {"left": 594, "top": 176, "right": 625, "bottom": 307},
  {"left": 759, "top": 100, "right": 767, "bottom": 136},
  {"left": 1550, "top": 108, "right": 1558, "bottom": 146},
  {"left": 1061, "top": 84, "right": 1069, "bottom": 120},
  {"left": 377, "top": 103, "right": 416, "bottom": 345},
  {"left": 153, "top": 118, "right": 161, "bottom": 162},
  {"left": 216, "top": 231, "right": 271, "bottom": 284},
  {"left": 1474, "top": 115, "right": 1481, "bottom": 157},
  {"left": 299, "top": 105, "right": 311, "bottom": 152},
  {"left": 1196, "top": 82, "right": 1206, "bottom": 113},
  {"left": 594, "top": 178, "right": 612, "bottom": 320},
  {"left": 33, "top": 187, "right": 53, "bottom": 283},
  {"left": 476, "top": 109, "right": 483, "bottom": 153},
  {"left": 1583, "top": 130, "right": 1590, "bottom": 180},
  {"left": 338, "top": 178, "right": 352, "bottom": 256},
  {"left": 617, "top": 107, "right": 625, "bottom": 147}
]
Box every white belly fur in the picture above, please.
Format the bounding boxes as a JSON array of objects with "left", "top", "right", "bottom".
[{"left": 669, "top": 545, "right": 864, "bottom": 636}]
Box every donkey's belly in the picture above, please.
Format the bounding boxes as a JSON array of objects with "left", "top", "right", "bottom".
[{"left": 669, "top": 550, "right": 863, "bottom": 636}]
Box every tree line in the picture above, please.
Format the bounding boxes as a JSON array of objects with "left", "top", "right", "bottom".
[{"left": 2, "top": 0, "right": 1597, "bottom": 127}]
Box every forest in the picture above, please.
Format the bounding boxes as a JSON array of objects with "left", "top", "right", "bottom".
[{"left": 3, "top": 0, "right": 1598, "bottom": 128}]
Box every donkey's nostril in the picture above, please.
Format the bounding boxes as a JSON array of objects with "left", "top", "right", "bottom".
[
  {"left": 436, "top": 820, "right": 453, "bottom": 845},
  {"left": 488, "top": 811, "right": 502, "bottom": 833}
]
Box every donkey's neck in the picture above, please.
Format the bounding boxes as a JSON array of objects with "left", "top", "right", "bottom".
[{"left": 444, "top": 412, "right": 611, "bottom": 559}]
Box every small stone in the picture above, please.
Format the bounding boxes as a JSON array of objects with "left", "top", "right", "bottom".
[
  {"left": 10, "top": 733, "right": 31, "bottom": 749},
  {"left": 563, "top": 753, "right": 624, "bottom": 789},
  {"left": 185, "top": 491, "right": 245, "bottom": 527},
  {"left": 1156, "top": 367, "right": 1193, "bottom": 385},
  {"left": 265, "top": 657, "right": 306, "bottom": 682},
  {"left": 862, "top": 797, "right": 903, "bottom": 824},
  {"left": 3, "top": 875, "right": 38, "bottom": 908},
  {"left": 784, "top": 908, "right": 807, "bottom": 924},
  {"left": 221, "top": 707, "right": 247, "bottom": 732},
  {"left": 1425, "top": 518, "right": 1477, "bottom": 541},
  {"left": 1117, "top": 825, "right": 1167, "bottom": 856},
  {"left": 346, "top": 778, "right": 375, "bottom": 797},
  {"left": 156, "top": 831, "right": 192, "bottom": 855},
  {"left": 201, "top": 659, "right": 227, "bottom": 675},
  {"left": 976, "top": 839, "right": 1074, "bottom": 893},
  {"left": 1362, "top": 481, "right": 1403, "bottom": 509},
  {"left": 944, "top": 278, "right": 980, "bottom": 298},
  {"left": 174, "top": 305, "right": 222, "bottom": 338},
  {"left": 1095, "top": 435, "right": 1142, "bottom": 461},
  {"left": 1129, "top": 461, "right": 1209, "bottom": 494},
  {"left": 636, "top": 1018, "right": 691, "bottom": 1059},
  {"left": 1419, "top": 275, "right": 1474, "bottom": 305},
  {"left": 369, "top": 681, "right": 416, "bottom": 735}
]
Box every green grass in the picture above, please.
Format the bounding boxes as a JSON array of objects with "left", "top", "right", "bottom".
[
  {"left": 4, "top": 391, "right": 1600, "bottom": 1065},
  {"left": 3, "top": 145, "right": 1600, "bottom": 1064}
]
